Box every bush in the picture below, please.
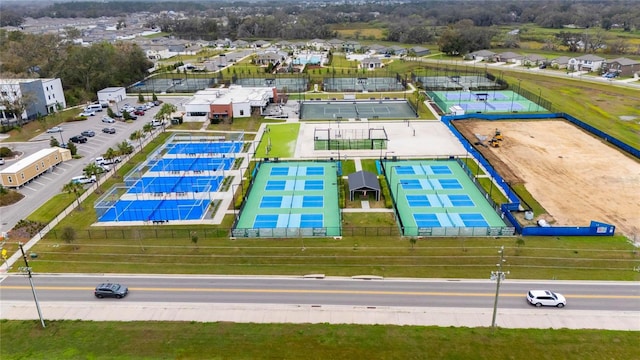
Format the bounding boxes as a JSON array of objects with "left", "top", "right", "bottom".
[{"left": 0, "top": 146, "right": 12, "bottom": 157}]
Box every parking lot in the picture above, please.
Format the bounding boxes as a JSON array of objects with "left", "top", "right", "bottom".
[{"left": 0, "top": 96, "right": 188, "bottom": 234}]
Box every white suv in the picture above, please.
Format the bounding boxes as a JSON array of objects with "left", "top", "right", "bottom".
[{"left": 527, "top": 290, "right": 566, "bottom": 308}]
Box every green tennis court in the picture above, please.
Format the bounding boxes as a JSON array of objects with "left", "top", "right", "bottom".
[
  {"left": 233, "top": 161, "right": 341, "bottom": 237},
  {"left": 300, "top": 100, "right": 417, "bottom": 120},
  {"left": 428, "top": 90, "right": 548, "bottom": 113},
  {"left": 385, "top": 160, "right": 508, "bottom": 236}
]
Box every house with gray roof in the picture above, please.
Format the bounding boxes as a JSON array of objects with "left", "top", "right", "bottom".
[
  {"left": 523, "top": 54, "right": 546, "bottom": 66},
  {"left": 495, "top": 51, "right": 524, "bottom": 64},
  {"left": 550, "top": 56, "right": 571, "bottom": 69},
  {"left": 467, "top": 50, "right": 496, "bottom": 61},
  {"left": 568, "top": 54, "right": 605, "bottom": 72},
  {"left": 410, "top": 46, "right": 431, "bottom": 57},
  {"left": 602, "top": 57, "right": 640, "bottom": 77}
]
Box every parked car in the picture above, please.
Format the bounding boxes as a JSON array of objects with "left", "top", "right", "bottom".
[
  {"left": 81, "top": 130, "right": 96, "bottom": 137},
  {"left": 527, "top": 290, "right": 566, "bottom": 308},
  {"left": 133, "top": 109, "right": 145, "bottom": 116},
  {"left": 153, "top": 100, "right": 162, "bottom": 106},
  {"left": 127, "top": 114, "right": 138, "bottom": 120},
  {"left": 150, "top": 120, "right": 165, "bottom": 127},
  {"left": 539, "top": 63, "right": 547, "bottom": 69},
  {"left": 95, "top": 156, "right": 121, "bottom": 166},
  {"left": 94, "top": 283, "right": 128, "bottom": 299},
  {"left": 101, "top": 116, "right": 115, "bottom": 123},
  {"left": 71, "top": 175, "right": 96, "bottom": 184},
  {"left": 46, "top": 126, "right": 63, "bottom": 133},
  {"left": 0, "top": 158, "right": 5, "bottom": 165},
  {"left": 113, "top": 111, "right": 123, "bottom": 119},
  {"left": 70, "top": 135, "right": 88, "bottom": 144},
  {"left": 102, "top": 127, "right": 116, "bottom": 134},
  {"left": 79, "top": 110, "right": 96, "bottom": 117}
]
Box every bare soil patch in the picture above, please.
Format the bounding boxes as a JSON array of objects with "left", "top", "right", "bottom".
[{"left": 454, "top": 119, "right": 640, "bottom": 238}]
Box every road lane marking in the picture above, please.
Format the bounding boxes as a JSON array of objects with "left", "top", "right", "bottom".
[{"left": 1, "top": 286, "right": 639, "bottom": 299}]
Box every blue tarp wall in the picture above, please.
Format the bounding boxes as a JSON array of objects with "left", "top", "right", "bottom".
[{"left": 441, "top": 112, "right": 631, "bottom": 236}]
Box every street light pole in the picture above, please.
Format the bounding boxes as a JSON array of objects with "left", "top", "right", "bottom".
[
  {"left": 18, "top": 243, "right": 46, "bottom": 328},
  {"left": 490, "top": 245, "right": 508, "bottom": 329}
]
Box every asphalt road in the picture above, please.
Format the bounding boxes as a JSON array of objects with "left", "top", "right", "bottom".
[
  {"left": 0, "top": 97, "right": 188, "bottom": 234},
  {"left": 1, "top": 275, "right": 638, "bottom": 311}
]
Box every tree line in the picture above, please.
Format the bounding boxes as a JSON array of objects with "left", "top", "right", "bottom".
[{"left": 0, "top": 30, "right": 152, "bottom": 106}]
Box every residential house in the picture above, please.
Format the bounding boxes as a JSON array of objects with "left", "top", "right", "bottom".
[
  {"left": 568, "top": 54, "right": 605, "bottom": 72},
  {"left": 251, "top": 40, "right": 270, "bottom": 48},
  {"left": 550, "top": 56, "right": 570, "bottom": 69},
  {"left": 602, "top": 57, "right": 640, "bottom": 77},
  {"left": 523, "top": 54, "right": 547, "bottom": 66},
  {"left": 387, "top": 45, "right": 407, "bottom": 56},
  {"left": 309, "top": 38, "right": 328, "bottom": 51},
  {"left": 231, "top": 40, "right": 249, "bottom": 48},
  {"left": 467, "top": 50, "right": 496, "bottom": 61},
  {"left": 343, "top": 40, "right": 362, "bottom": 53},
  {"left": 327, "top": 39, "right": 344, "bottom": 50},
  {"left": 409, "top": 46, "right": 431, "bottom": 57},
  {"left": 495, "top": 51, "right": 524, "bottom": 65}
]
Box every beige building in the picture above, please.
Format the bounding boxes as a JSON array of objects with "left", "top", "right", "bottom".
[{"left": 0, "top": 147, "right": 71, "bottom": 188}]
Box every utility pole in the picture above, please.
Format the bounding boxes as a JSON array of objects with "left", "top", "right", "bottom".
[
  {"left": 490, "top": 245, "right": 508, "bottom": 329},
  {"left": 18, "top": 243, "right": 46, "bottom": 328}
]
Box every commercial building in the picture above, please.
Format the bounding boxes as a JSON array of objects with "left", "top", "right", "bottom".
[
  {"left": 183, "top": 85, "right": 278, "bottom": 123},
  {"left": 0, "top": 78, "right": 66, "bottom": 124},
  {"left": 0, "top": 147, "right": 72, "bottom": 188}
]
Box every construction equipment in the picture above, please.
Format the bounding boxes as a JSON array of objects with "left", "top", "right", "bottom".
[
  {"left": 488, "top": 138, "right": 501, "bottom": 147},
  {"left": 494, "top": 128, "right": 504, "bottom": 141}
]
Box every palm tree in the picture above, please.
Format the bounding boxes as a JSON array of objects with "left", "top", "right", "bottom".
[
  {"left": 129, "top": 130, "right": 144, "bottom": 150},
  {"left": 142, "top": 123, "right": 153, "bottom": 137},
  {"left": 83, "top": 163, "right": 102, "bottom": 177},
  {"left": 116, "top": 141, "right": 133, "bottom": 156},
  {"left": 154, "top": 103, "right": 177, "bottom": 125},
  {"left": 63, "top": 181, "right": 84, "bottom": 209},
  {"left": 104, "top": 147, "right": 117, "bottom": 160}
]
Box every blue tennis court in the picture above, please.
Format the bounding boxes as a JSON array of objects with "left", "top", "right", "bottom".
[
  {"left": 166, "top": 141, "right": 243, "bottom": 155},
  {"left": 448, "top": 194, "right": 474, "bottom": 207},
  {"left": 413, "top": 212, "right": 489, "bottom": 228},
  {"left": 394, "top": 164, "right": 453, "bottom": 176},
  {"left": 259, "top": 195, "right": 324, "bottom": 208},
  {"left": 252, "top": 213, "right": 325, "bottom": 228},
  {"left": 270, "top": 166, "right": 325, "bottom": 176},
  {"left": 265, "top": 179, "right": 325, "bottom": 191},
  {"left": 150, "top": 157, "right": 234, "bottom": 172},
  {"left": 128, "top": 176, "right": 222, "bottom": 193},
  {"left": 399, "top": 178, "right": 461, "bottom": 190},
  {"left": 98, "top": 199, "right": 208, "bottom": 222}
]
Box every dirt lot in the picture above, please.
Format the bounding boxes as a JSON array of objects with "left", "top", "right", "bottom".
[{"left": 454, "top": 119, "right": 640, "bottom": 239}]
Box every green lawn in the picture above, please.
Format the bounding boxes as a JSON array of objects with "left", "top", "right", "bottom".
[
  {"left": 1, "top": 321, "right": 638, "bottom": 360},
  {"left": 254, "top": 123, "right": 300, "bottom": 158}
]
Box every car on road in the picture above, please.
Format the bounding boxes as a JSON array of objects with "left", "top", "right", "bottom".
[
  {"left": 101, "top": 116, "right": 115, "bottom": 123},
  {"left": 69, "top": 135, "right": 88, "bottom": 144},
  {"left": 527, "top": 290, "right": 566, "bottom": 308},
  {"left": 81, "top": 130, "right": 95, "bottom": 137},
  {"left": 94, "top": 283, "right": 128, "bottom": 299},
  {"left": 79, "top": 110, "right": 96, "bottom": 117},
  {"left": 102, "top": 127, "right": 116, "bottom": 134},
  {"left": 46, "top": 126, "right": 63, "bottom": 133}
]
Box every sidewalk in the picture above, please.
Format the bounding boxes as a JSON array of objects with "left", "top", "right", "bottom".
[{"left": 2, "top": 301, "right": 638, "bottom": 330}]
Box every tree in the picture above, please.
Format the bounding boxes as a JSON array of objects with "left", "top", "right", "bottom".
[
  {"left": 83, "top": 162, "right": 103, "bottom": 177},
  {"left": 138, "top": 92, "right": 144, "bottom": 103},
  {"left": 129, "top": 130, "right": 144, "bottom": 150},
  {"left": 142, "top": 123, "right": 153, "bottom": 137},
  {"left": 50, "top": 136, "right": 60, "bottom": 147},
  {"left": 60, "top": 226, "right": 77, "bottom": 250},
  {"left": 154, "top": 103, "right": 177, "bottom": 124},
  {"left": 63, "top": 181, "right": 84, "bottom": 209},
  {"left": 116, "top": 141, "right": 134, "bottom": 156},
  {"left": 104, "top": 147, "right": 118, "bottom": 160},
  {"left": 67, "top": 142, "right": 78, "bottom": 156},
  {"left": 191, "top": 231, "right": 199, "bottom": 250}
]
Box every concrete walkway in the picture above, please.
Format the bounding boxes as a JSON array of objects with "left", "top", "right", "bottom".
[{"left": 2, "top": 301, "right": 637, "bottom": 330}]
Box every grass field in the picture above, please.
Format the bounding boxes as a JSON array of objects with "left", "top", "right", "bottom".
[
  {"left": 2, "top": 321, "right": 638, "bottom": 360},
  {"left": 254, "top": 123, "right": 300, "bottom": 158}
]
